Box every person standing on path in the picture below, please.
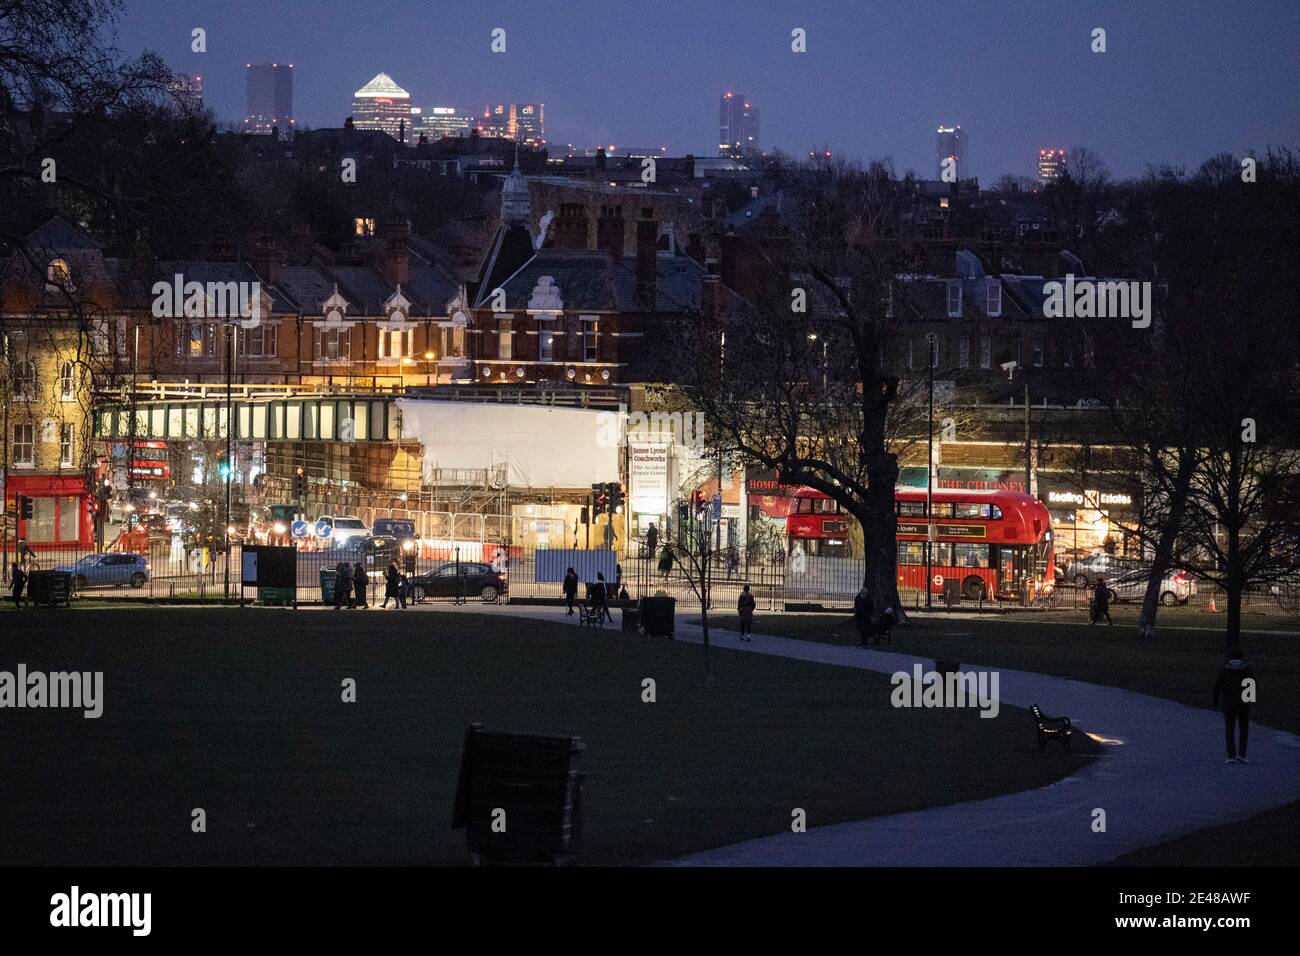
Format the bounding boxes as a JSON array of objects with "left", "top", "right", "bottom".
[
  {"left": 1213, "top": 647, "right": 1255, "bottom": 763},
  {"left": 645, "top": 522, "right": 658, "bottom": 561},
  {"left": 333, "top": 561, "right": 352, "bottom": 609},
  {"left": 658, "top": 544, "right": 673, "bottom": 581},
  {"left": 352, "top": 562, "right": 368, "bottom": 609},
  {"left": 737, "top": 584, "right": 756, "bottom": 641},
  {"left": 853, "top": 589, "right": 873, "bottom": 647},
  {"left": 562, "top": 566, "right": 578, "bottom": 615},
  {"left": 10, "top": 561, "right": 27, "bottom": 608},
  {"left": 1090, "top": 578, "right": 1112, "bottom": 626}
]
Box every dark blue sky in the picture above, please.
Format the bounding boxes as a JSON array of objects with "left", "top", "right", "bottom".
[{"left": 117, "top": 0, "right": 1299, "bottom": 180}]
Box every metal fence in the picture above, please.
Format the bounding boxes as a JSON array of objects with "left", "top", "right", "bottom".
[{"left": 2, "top": 536, "right": 1297, "bottom": 618}]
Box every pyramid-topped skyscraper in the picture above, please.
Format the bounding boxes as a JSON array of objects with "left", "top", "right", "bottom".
[{"left": 350, "top": 73, "right": 411, "bottom": 141}]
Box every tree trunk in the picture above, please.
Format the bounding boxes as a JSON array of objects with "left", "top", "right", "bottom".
[
  {"left": 857, "top": 451, "right": 903, "bottom": 621},
  {"left": 1138, "top": 448, "right": 1194, "bottom": 639}
]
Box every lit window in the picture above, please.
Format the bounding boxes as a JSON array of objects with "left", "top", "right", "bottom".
[
  {"left": 46, "top": 258, "right": 72, "bottom": 291},
  {"left": 318, "top": 327, "right": 350, "bottom": 361},
  {"left": 497, "top": 318, "right": 513, "bottom": 361},
  {"left": 538, "top": 318, "right": 555, "bottom": 363},
  {"left": 581, "top": 316, "right": 599, "bottom": 362},
  {"left": 354, "top": 218, "right": 375, "bottom": 237}
]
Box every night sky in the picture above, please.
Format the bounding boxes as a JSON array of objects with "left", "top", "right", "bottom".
[{"left": 117, "top": 0, "right": 1299, "bottom": 180}]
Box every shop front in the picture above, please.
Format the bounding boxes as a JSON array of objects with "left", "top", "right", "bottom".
[
  {"left": 6, "top": 473, "right": 94, "bottom": 551},
  {"left": 1037, "top": 478, "right": 1141, "bottom": 562}
]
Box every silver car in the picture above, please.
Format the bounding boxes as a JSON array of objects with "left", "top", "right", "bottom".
[
  {"left": 1066, "top": 553, "right": 1146, "bottom": 588},
  {"left": 1105, "top": 568, "right": 1197, "bottom": 606}
]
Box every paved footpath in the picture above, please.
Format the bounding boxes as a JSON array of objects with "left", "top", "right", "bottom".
[{"left": 432, "top": 601, "right": 1300, "bottom": 865}]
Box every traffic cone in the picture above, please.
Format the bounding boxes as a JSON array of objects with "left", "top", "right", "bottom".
[{"left": 1207, "top": 596, "right": 1218, "bottom": 612}]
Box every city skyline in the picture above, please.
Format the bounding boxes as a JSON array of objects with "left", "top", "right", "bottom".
[{"left": 117, "top": 0, "right": 1300, "bottom": 180}]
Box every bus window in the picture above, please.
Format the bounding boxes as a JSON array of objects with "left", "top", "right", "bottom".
[
  {"left": 931, "top": 542, "right": 955, "bottom": 566},
  {"left": 990, "top": 505, "right": 1002, "bottom": 519},
  {"left": 954, "top": 542, "right": 990, "bottom": 567},
  {"left": 898, "top": 501, "right": 926, "bottom": 517},
  {"left": 954, "top": 502, "right": 991, "bottom": 519},
  {"left": 930, "top": 502, "right": 954, "bottom": 518},
  {"left": 897, "top": 541, "right": 925, "bottom": 566},
  {"left": 796, "top": 498, "right": 813, "bottom": 514}
]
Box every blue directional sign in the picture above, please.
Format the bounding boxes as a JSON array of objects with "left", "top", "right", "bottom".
[
  {"left": 315, "top": 519, "right": 333, "bottom": 540},
  {"left": 712, "top": 494, "right": 722, "bottom": 520},
  {"left": 290, "top": 520, "right": 309, "bottom": 539}
]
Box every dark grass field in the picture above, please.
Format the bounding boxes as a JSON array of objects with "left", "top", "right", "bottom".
[
  {"left": 705, "top": 610, "right": 1300, "bottom": 866},
  {"left": 0, "top": 607, "right": 1096, "bottom": 866}
]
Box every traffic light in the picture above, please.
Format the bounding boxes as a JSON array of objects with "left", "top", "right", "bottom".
[
  {"left": 216, "top": 450, "right": 231, "bottom": 480},
  {"left": 580, "top": 505, "right": 589, "bottom": 525},
  {"left": 609, "top": 483, "right": 624, "bottom": 514},
  {"left": 294, "top": 466, "right": 307, "bottom": 499},
  {"left": 18, "top": 495, "right": 33, "bottom": 520},
  {"left": 592, "top": 482, "right": 608, "bottom": 515}
]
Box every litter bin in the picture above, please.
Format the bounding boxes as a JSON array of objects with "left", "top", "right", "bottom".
[
  {"left": 27, "top": 570, "right": 73, "bottom": 607},
  {"left": 640, "top": 595, "right": 676, "bottom": 638},
  {"left": 621, "top": 606, "right": 641, "bottom": 632},
  {"left": 319, "top": 568, "right": 337, "bottom": 604},
  {"left": 258, "top": 586, "right": 295, "bottom": 607}
]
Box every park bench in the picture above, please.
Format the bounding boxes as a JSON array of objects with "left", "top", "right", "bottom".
[
  {"left": 1031, "top": 704, "right": 1073, "bottom": 752},
  {"left": 577, "top": 600, "right": 606, "bottom": 628}
]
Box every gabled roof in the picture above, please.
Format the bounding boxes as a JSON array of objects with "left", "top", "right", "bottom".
[{"left": 482, "top": 248, "right": 711, "bottom": 313}]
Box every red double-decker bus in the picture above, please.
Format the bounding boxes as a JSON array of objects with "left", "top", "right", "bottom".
[
  {"left": 101, "top": 441, "right": 171, "bottom": 482},
  {"left": 786, "top": 486, "right": 1054, "bottom": 600}
]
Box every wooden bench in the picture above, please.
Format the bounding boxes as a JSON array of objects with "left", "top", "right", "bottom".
[
  {"left": 1031, "top": 704, "right": 1073, "bottom": 752},
  {"left": 577, "top": 600, "right": 606, "bottom": 628}
]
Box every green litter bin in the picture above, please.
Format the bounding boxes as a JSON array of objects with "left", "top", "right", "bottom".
[
  {"left": 258, "top": 586, "right": 295, "bottom": 607},
  {"left": 320, "top": 568, "right": 337, "bottom": 604}
]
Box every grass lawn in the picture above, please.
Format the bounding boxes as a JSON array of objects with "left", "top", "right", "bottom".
[
  {"left": 704, "top": 610, "right": 1300, "bottom": 866},
  {"left": 0, "top": 607, "right": 1096, "bottom": 866}
]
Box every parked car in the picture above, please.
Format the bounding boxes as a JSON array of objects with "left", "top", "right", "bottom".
[
  {"left": 55, "top": 553, "right": 150, "bottom": 590},
  {"left": 1065, "top": 553, "right": 1147, "bottom": 588},
  {"left": 409, "top": 562, "right": 507, "bottom": 602},
  {"left": 335, "top": 535, "right": 401, "bottom": 568},
  {"left": 315, "top": 515, "right": 369, "bottom": 547},
  {"left": 1104, "top": 568, "right": 1197, "bottom": 606}
]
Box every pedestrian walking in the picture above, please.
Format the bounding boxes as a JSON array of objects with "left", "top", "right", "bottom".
[
  {"left": 644, "top": 522, "right": 658, "bottom": 560},
  {"left": 352, "top": 562, "right": 368, "bottom": 609},
  {"left": 737, "top": 584, "right": 756, "bottom": 641},
  {"left": 726, "top": 548, "right": 739, "bottom": 580},
  {"left": 658, "top": 544, "right": 673, "bottom": 581},
  {"left": 1090, "top": 578, "right": 1112, "bottom": 626},
  {"left": 10, "top": 561, "right": 27, "bottom": 609},
  {"left": 562, "top": 566, "right": 579, "bottom": 615},
  {"left": 1213, "top": 648, "right": 1255, "bottom": 763},
  {"left": 333, "top": 561, "right": 353, "bottom": 609},
  {"left": 382, "top": 562, "right": 406, "bottom": 609},
  {"left": 853, "top": 588, "right": 873, "bottom": 647}
]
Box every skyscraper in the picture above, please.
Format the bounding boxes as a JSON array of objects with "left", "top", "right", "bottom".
[
  {"left": 719, "top": 92, "right": 759, "bottom": 155},
  {"left": 476, "top": 103, "right": 545, "bottom": 145},
  {"left": 936, "top": 125, "right": 964, "bottom": 179},
  {"left": 243, "top": 63, "right": 294, "bottom": 136},
  {"left": 1038, "top": 148, "right": 1065, "bottom": 183},
  {"left": 351, "top": 73, "right": 412, "bottom": 141},
  {"left": 417, "top": 106, "right": 472, "bottom": 140}
]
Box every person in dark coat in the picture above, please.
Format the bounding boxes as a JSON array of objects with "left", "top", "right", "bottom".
[
  {"left": 562, "top": 567, "right": 579, "bottom": 615},
  {"left": 352, "top": 562, "right": 368, "bottom": 609},
  {"left": 1091, "top": 578, "right": 1112, "bottom": 625},
  {"left": 645, "top": 522, "right": 658, "bottom": 560},
  {"left": 853, "top": 589, "right": 872, "bottom": 647},
  {"left": 658, "top": 545, "right": 673, "bottom": 580},
  {"left": 382, "top": 562, "right": 405, "bottom": 609},
  {"left": 591, "top": 572, "right": 612, "bottom": 622},
  {"left": 333, "top": 561, "right": 352, "bottom": 609},
  {"left": 1213, "top": 648, "right": 1256, "bottom": 763},
  {"left": 737, "top": 584, "right": 756, "bottom": 641},
  {"left": 10, "top": 561, "right": 27, "bottom": 608}
]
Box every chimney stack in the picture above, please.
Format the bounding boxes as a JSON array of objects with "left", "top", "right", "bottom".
[
  {"left": 253, "top": 234, "right": 283, "bottom": 284},
  {"left": 635, "top": 211, "right": 658, "bottom": 310},
  {"left": 378, "top": 219, "right": 410, "bottom": 287},
  {"left": 596, "top": 208, "right": 624, "bottom": 260}
]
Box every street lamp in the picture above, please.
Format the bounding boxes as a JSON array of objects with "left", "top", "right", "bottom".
[
  {"left": 926, "top": 331, "right": 936, "bottom": 610},
  {"left": 1001, "top": 361, "right": 1032, "bottom": 495}
]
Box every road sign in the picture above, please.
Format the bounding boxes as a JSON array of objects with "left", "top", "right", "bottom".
[
  {"left": 932, "top": 574, "right": 945, "bottom": 588},
  {"left": 315, "top": 519, "right": 332, "bottom": 540},
  {"left": 291, "top": 520, "right": 309, "bottom": 538},
  {"left": 712, "top": 494, "right": 722, "bottom": 519}
]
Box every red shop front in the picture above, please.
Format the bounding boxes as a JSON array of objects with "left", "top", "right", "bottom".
[{"left": 6, "top": 474, "right": 93, "bottom": 551}]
